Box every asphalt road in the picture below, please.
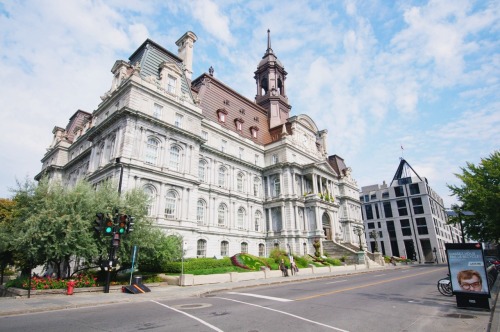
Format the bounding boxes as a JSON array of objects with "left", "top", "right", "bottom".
[{"left": 0, "top": 265, "right": 491, "bottom": 332}]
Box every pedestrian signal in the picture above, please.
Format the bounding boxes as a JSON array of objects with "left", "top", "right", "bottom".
[{"left": 127, "top": 216, "right": 135, "bottom": 233}]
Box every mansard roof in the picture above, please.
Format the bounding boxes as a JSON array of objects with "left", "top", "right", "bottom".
[
  {"left": 128, "top": 39, "right": 192, "bottom": 98},
  {"left": 328, "top": 155, "right": 348, "bottom": 177},
  {"left": 192, "top": 73, "right": 274, "bottom": 145}
]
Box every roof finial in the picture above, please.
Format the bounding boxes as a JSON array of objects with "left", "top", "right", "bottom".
[{"left": 266, "top": 29, "right": 273, "bottom": 54}]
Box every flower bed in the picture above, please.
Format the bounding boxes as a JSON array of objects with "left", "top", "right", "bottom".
[{"left": 6, "top": 274, "right": 97, "bottom": 290}]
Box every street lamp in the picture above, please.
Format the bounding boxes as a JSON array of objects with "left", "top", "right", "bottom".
[
  {"left": 445, "top": 205, "right": 474, "bottom": 243},
  {"left": 353, "top": 226, "right": 364, "bottom": 251},
  {"left": 115, "top": 158, "right": 124, "bottom": 196}
]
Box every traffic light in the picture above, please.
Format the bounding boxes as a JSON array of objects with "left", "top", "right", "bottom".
[
  {"left": 94, "top": 213, "right": 104, "bottom": 234},
  {"left": 127, "top": 216, "right": 135, "bottom": 233},
  {"left": 104, "top": 216, "right": 114, "bottom": 235},
  {"left": 117, "top": 214, "right": 127, "bottom": 234}
]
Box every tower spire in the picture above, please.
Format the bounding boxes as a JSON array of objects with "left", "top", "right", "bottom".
[{"left": 267, "top": 29, "right": 273, "bottom": 54}]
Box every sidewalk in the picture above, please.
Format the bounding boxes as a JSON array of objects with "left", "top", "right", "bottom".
[{"left": 1, "top": 264, "right": 499, "bottom": 332}]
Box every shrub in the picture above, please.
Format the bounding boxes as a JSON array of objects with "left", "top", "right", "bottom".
[{"left": 163, "top": 257, "right": 233, "bottom": 273}]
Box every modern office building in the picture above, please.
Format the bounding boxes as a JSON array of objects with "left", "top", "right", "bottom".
[
  {"left": 360, "top": 159, "right": 461, "bottom": 263},
  {"left": 36, "top": 31, "right": 364, "bottom": 258}
]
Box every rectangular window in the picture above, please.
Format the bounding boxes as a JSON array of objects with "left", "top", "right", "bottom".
[
  {"left": 400, "top": 219, "right": 412, "bottom": 236},
  {"left": 394, "top": 186, "right": 405, "bottom": 197},
  {"left": 370, "top": 193, "right": 377, "bottom": 200},
  {"left": 409, "top": 183, "right": 420, "bottom": 195},
  {"left": 365, "top": 205, "right": 374, "bottom": 220},
  {"left": 368, "top": 222, "right": 375, "bottom": 229},
  {"left": 221, "top": 140, "right": 227, "bottom": 152},
  {"left": 239, "top": 147, "right": 244, "bottom": 159},
  {"left": 382, "top": 192, "right": 389, "bottom": 199},
  {"left": 175, "top": 114, "right": 183, "bottom": 128},
  {"left": 416, "top": 217, "right": 428, "bottom": 234},
  {"left": 153, "top": 103, "right": 163, "bottom": 118},
  {"left": 167, "top": 75, "right": 176, "bottom": 94},
  {"left": 397, "top": 199, "right": 408, "bottom": 216},
  {"left": 387, "top": 220, "right": 396, "bottom": 238},
  {"left": 202, "top": 131, "right": 208, "bottom": 140},
  {"left": 272, "top": 154, "right": 278, "bottom": 164},
  {"left": 383, "top": 202, "right": 393, "bottom": 218},
  {"left": 412, "top": 197, "right": 424, "bottom": 214},
  {"left": 375, "top": 205, "right": 380, "bottom": 219}
]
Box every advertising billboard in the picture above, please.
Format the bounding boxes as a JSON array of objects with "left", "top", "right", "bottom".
[{"left": 445, "top": 243, "right": 489, "bottom": 296}]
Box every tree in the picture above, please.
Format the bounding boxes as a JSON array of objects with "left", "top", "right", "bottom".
[
  {"left": 0, "top": 198, "right": 16, "bottom": 284},
  {"left": 3, "top": 177, "right": 181, "bottom": 278},
  {"left": 448, "top": 151, "right": 500, "bottom": 243}
]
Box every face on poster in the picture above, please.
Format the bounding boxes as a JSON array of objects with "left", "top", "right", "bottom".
[{"left": 447, "top": 248, "right": 489, "bottom": 294}]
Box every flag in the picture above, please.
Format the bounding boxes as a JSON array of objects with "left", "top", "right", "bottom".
[{"left": 401, "top": 145, "right": 404, "bottom": 150}]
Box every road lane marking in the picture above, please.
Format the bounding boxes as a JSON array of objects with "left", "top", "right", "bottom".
[
  {"left": 150, "top": 300, "right": 223, "bottom": 332},
  {"left": 373, "top": 274, "right": 386, "bottom": 277},
  {"left": 227, "top": 292, "right": 293, "bottom": 302},
  {"left": 215, "top": 296, "right": 350, "bottom": 332},
  {"left": 295, "top": 268, "right": 446, "bottom": 301},
  {"left": 325, "top": 280, "right": 348, "bottom": 284}
]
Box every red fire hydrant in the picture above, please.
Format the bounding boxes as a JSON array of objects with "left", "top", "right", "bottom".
[{"left": 67, "top": 280, "right": 76, "bottom": 295}]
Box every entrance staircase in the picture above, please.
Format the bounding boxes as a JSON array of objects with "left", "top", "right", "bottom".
[{"left": 322, "top": 240, "right": 382, "bottom": 266}]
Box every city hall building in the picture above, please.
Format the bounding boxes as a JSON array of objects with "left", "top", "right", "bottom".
[
  {"left": 360, "top": 159, "right": 462, "bottom": 263},
  {"left": 36, "top": 31, "right": 364, "bottom": 259}
]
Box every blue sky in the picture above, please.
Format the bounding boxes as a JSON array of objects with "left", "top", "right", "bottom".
[{"left": 0, "top": 0, "right": 498, "bottom": 208}]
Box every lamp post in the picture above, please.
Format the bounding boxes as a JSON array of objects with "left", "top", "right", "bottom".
[
  {"left": 444, "top": 206, "right": 474, "bottom": 243},
  {"left": 115, "top": 158, "right": 124, "bottom": 196},
  {"left": 353, "top": 226, "right": 364, "bottom": 251}
]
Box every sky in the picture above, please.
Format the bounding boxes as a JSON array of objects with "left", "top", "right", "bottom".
[{"left": 0, "top": 0, "right": 498, "bottom": 208}]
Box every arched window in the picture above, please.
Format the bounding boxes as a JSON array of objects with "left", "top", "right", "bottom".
[
  {"left": 143, "top": 185, "right": 156, "bottom": 216},
  {"left": 237, "top": 173, "right": 244, "bottom": 192},
  {"left": 198, "top": 159, "right": 207, "bottom": 182},
  {"left": 169, "top": 145, "right": 180, "bottom": 171},
  {"left": 197, "top": 199, "right": 206, "bottom": 225},
  {"left": 237, "top": 207, "right": 245, "bottom": 229},
  {"left": 254, "top": 211, "right": 262, "bottom": 232},
  {"left": 253, "top": 177, "right": 261, "bottom": 197},
  {"left": 145, "top": 137, "right": 159, "bottom": 165},
  {"left": 218, "top": 203, "right": 227, "bottom": 227},
  {"left": 273, "top": 176, "right": 281, "bottom": 197},
  {"left": 258, "top": 243, "right": 265, "bottom": 257},
  {"left": 108, "top": 136, "right": 116, "bottom": 161},
  {"left": 197, "top": 239, "right": 206, "bottom": 257},
  {"left": 241, "top": 242, "right": 248, "bottom": 254},
  {"left": 218, "top": 167, "right": 226, "bottom": 187},
  {"left": 221, "top": 241, "right": 229, "bottom": 257},
  {"left": 165, "top": 191, "right": 177, "bottom": 219}
]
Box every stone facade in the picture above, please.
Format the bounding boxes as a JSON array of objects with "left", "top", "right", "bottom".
[{"left": 37, "top": 31, "right": 363, "bottom": 258}]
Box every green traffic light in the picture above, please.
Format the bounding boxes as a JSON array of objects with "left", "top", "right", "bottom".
[{"left": 105, "top": 226, "right": 113, "bottom": 233}]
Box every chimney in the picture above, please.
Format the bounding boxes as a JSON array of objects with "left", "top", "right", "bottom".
[{"left": 175, "top": 31, "right": 197, "bottom": 80}]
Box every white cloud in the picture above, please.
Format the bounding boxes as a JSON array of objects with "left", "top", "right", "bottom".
[{"left": 189, "top": 0, "right": 233, "bottom": 45}]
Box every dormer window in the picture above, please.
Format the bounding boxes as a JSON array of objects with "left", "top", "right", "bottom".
[
  {"left": 167, "top": 75, "right": 177, "bottom": 94},
  {"left": 250, "top": 126, "right": 259, "bottom": 139},
  {"left": 159, "top": 61, "right": 182, "bottom": 96},
  {"left": 216, "top": 108, "right": 228, "bottom": 123},
  {"left": 234, "top": 118, "right": 244, "bottom": 131}
]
